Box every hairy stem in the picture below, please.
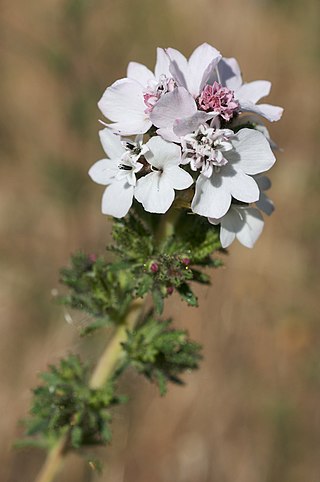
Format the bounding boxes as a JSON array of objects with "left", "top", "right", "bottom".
[{"left": 35, "top": 298, "right": 146, "bottom": 482}]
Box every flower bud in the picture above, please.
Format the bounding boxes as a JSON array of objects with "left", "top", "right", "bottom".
[{"left": 150, "top": 262, "right": 159, "bottom": 273}]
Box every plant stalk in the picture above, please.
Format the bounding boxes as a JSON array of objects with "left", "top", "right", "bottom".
[
  {"left": 34, "top": 297, "right": 145, "bottom": 482},
  {"left": 155, "top": 206, "right": 180, "bottom": 243}
]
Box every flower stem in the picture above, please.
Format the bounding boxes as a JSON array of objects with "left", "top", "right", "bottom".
[
  {"left": 34, "top": 297, "right": 146, "bottom": 482},
  {"left": 155, "top": 206, "right": 180, "bottom": 244},
  {"left": 89, "top": 298, "right": 145, "bottom": 389},
  {"left": 34, "top": 435, "right": 68, "bottom": 482}
]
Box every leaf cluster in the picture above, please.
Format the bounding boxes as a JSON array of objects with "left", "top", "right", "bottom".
[
  {"left": 123, "top": 315, "right": 202, "bottom": 395},
  {"left": 58, "top": 210, "right": 223, "bottom": 326},
  {"left": 59, "top": 252, "right": 133, "bottom": 329},
  {"left": 110, "top": 210, "right": 223, "bottom": 314},
  {"left": 20, "top": 355, "right": 123, "bottom": 450}
]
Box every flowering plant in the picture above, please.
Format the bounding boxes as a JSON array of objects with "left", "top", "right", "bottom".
[
  {"left": 19, "top": 43, "right": 282, "bottom": 482},
  {"left": 92, "top": 43, "right": 282, "bottom": 247}
]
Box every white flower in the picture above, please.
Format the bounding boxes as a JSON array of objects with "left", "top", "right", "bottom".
[
  {"left": 88, "top": 129, "right": 147, "bottom": 218},
  {"left": 134, "top": 136, "right": 193, "bottom": 213},
  {"left": 215, "top": 57, "right": 283, "bottom": 122},
  {"left": 209, "top": 205, "right": 264, "bottom": 248},
  {"left": 191, "top": 128, "right": 276, "bottom": 219},
  {"left": 166, "top": 43, "right": 222, "bottom": 98},
  {"left": 98, "top": 49, "right": 172, "bottom": 136}
]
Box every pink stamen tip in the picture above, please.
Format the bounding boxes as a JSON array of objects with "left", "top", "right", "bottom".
[
  {"left": 167, "top": 286, "right": 174, "bottom": 295},
  {"left": 88, "top": 254, "right": 97, "bottom": 262}
]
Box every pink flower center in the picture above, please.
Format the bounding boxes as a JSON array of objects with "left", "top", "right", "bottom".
[
  {"left": 143, "top": 76, "right": 176, "bottom": 114},
  {"left": 143, "top": 92, "right": 159, "bottom": 114},
  {"left": 197, "top": 82, "right": 239, "bottom": 121}
]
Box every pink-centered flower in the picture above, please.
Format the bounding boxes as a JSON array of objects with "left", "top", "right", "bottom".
[{"left": 98, "top": 48, "right": 172, "bottom": 136}]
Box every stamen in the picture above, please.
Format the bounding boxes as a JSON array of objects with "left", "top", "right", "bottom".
[
  {"left": 118, "top": 164, "right": 132, "bottom": 171},
  {"left": 197, "top": 82, "right": 239, "bottom": 121}
]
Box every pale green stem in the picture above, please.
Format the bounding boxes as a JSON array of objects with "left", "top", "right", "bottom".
[
  {"left": 155, "top": 206, "right": 180, "bottom": 244},
  {"left": 34, "top": 298, "right": 145, "bottom": 482}
]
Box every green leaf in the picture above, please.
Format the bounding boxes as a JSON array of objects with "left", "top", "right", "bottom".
[
  {"left": 123, "top": 316, "right": 202, "bottom": 395},
  {"left": 152, "top": 288, "right": 164, "bottom": 315},
  {"left": 80, "top": 317, "right": 110, "bottom": 337},
  {"left": 20, "top": 355, "right": 123, "bottom": 451},
  {"left": 176, "top": 283, "right": 198, "bottom": 307}
]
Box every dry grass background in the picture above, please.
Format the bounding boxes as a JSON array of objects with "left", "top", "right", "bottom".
[{"left": 1, "top": 0, "right": 320, "bottom": 481}]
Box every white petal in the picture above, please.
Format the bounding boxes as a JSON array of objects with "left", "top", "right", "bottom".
[
  {"left": 166, "top": 48, "right": 189, "bottom": 90},
  {"left": 101, "top": 179, "right": 134, "bottom": 218},
  {"left": 219, "top": 208, "right": 244, "bottom": 247},
  {"left": 226, "top": 128, "right": 276, "bottom": 174},
  {"left": 236, "top": 208, "right": 264, "bottom": 248},
  {"left": 163, "top": 166, "right": 193, "bottom": 190},
  {"left": 220, "top": 224, "right": 237, "bottom": 248},
  {"left": 88, "top": 158, "right": 119, "bottom": 185},
  {"left": 188, "top": 43, "right": 221, "bottom": 96},
  {"left": 108, "top": 119, "right": 152, "bottom": 136},
  {"left": 145, "top": 136, "right": 181, "bottom": 169},
  {"left": 226, "top": 167, "right": 260, "bottom": 203},
  {"left": 98, "top": 78, "right": 150, "bottom": 134},
  {"left": 127, "top": 62, "right": 155, "bottom": 86},
  {"left": 135, "top": 172, "right": 174, "bottom": 213},
  {"left": 207, "top": 217, "right": 219, "bottom": 226},
  {"left": 99, "top": 128, "right": 124, "bottom": 159},
  {"left": 215, "top": 57, "right": 242, "bottom": 90},
  {"left": 156, "top": 127, "right": 181, "bottom": 143},
  {"left": 239, "top": 100, "right": 283, "bottom": 122},
  {"left": 154, "top": 48, "right": 171, "bottom": 79},
  {"left": 191, "top": 174, "right": 232, "bottom": 219},
  {"left": 173, "top": 111, "right": 217, "bottom": 137},
  {"left": 150, "top": 87, "right": 197, "bottom": 128},
  {"left": 236, "top": 80, "right": 271, "bottom": 103}
]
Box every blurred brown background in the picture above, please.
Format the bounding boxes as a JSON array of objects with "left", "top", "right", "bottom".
[{"left": 1, "top": 0, "right": 320, "bottom": 481}]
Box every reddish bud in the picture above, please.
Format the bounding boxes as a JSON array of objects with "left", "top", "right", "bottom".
[
  {"left": 88, "top": 253, "right": 97, "bottom": 262},
  {"left": 167, "top": 286, "right": 174, "bottom": 295},
  {"left": 181, "top": 258, "right": 191, "bottom": 266},
  {"left": 150, "top": 262, "right": 159, "bottom": 273}
]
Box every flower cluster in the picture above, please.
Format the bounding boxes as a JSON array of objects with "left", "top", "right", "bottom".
[{"left": 89, "top": 43, "right": 282, "bottom": 248}]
